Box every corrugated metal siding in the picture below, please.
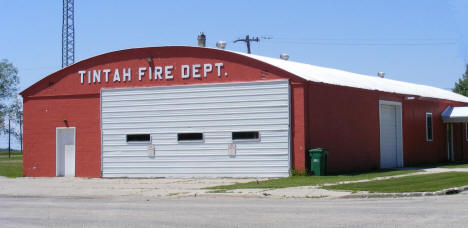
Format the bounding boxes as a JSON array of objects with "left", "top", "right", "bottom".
[{"left": 101, "top": 80, "right": 290, "bottom": 177}]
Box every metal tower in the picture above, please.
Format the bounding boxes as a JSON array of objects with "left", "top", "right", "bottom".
[{"left": 62, "top": 0, "right": 75, "bottom": 68}]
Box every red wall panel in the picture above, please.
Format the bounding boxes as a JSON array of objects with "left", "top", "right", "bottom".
[
  {"left": 307, "top": 82, "right": 468, "bottom": 173},
  {"left": 462, "top": 124, "right": 468, "bottom": 161},
  {"left": 402, "top": 99, "right": 448, "bottom": 165},
  {"left": 307, "top": 83, "right": 382, "bottom": 173}
]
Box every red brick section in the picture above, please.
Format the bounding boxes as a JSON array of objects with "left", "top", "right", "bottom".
[
  {"left": 23, "top": 95, "right": 100, "bottom": 177},
  {"left": 21, "top": 46, "right": 307, "bottom": 177},
  {"left": 290, "top": 83, "right": 307, "bottom": 172}
]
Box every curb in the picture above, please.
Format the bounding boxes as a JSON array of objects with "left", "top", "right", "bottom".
[{"left": 340, "top": 185, "right": 468, "bottom": 199}]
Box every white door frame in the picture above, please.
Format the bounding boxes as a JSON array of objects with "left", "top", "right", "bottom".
[
  {"left": 379, "top": 100, "right": 404, "bottom": 168},
  {"left": 56, "top": 127, "right": 76, "bottom": 176}
]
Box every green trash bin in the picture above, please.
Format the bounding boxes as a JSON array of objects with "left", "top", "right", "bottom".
[{"left": 308, "top": 148, "right": 328, "bottom": 176}]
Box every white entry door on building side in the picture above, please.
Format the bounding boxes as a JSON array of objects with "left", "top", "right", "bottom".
[
  {"left": 379, "top": 101, "right": 403, "bottom": 169},
  {"left": 56, "top": 127, "right": 76, "bottom": 177}
]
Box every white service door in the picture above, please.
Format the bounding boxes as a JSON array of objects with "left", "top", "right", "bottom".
[
  {"left": 379, "top": 104, "right": 402, "bottom": 168},
  {"left": 64, "top": 145, "right": 75, "bottom": 176},
  {"left": 101, "top": 80, "right": 290, "bottom": 178},
  {"left": 56, "top": 128, "right": 75, "bottom": 177}
]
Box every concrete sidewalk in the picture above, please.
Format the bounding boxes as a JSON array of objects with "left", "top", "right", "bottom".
[
  {"left": 0, "top": 167, "right": 467, "bottom": 199},
  {"left": 0, "top": 177, "right": 259, "bottom": 199}
]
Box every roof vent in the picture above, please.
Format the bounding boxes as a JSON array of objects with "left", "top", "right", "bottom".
[
  {"left": 216, "top": 41, "right": 227, "bottom": 49},
  {"left": 377, "top": 72, "right": 385, "bottom": 78},
  {"left": 280, "top": 53, "right": 289, "bottom": 60},
  {"left": 197, "top": 32, "right": 206, "bottom": 47}
]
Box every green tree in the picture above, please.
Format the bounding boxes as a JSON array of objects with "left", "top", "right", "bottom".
[
  {"left": 6, "top": 96, "right": 23, "bottom": 150},
  {"left": 0, "top": 59, "right": 19, "bottom": 134},
  {"left": 453, "top": 66, "right": 468, "bottom": 96}
]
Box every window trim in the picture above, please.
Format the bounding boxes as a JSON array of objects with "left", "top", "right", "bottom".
[
  {"left": 426, "top": 112, "right": 433, "bottom": 142},
  {"left": 232, "top": 131, "right": 260, "bottom": 142},
  {"left": 126, "top": 133, "right": 151, "bottom": 144},
  {"left": 177, "top": 132, "right": 204, "bottom": 143}
]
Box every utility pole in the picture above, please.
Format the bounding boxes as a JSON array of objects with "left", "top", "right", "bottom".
[
  {"left": 234, "top": 35, "right": 260, "bottom": 54},
  {"left": 62, "top": 0, "right": 75, "bottom": 68},
  {"left": 20, "top": 113, "right": 22, "bottom": 153},
  {"left": 8, "top": 115, "right": 10, "bottom": 159}
]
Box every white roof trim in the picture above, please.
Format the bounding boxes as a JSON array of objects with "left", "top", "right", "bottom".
[
  {"left": 441, "top": 106, "right": 468, "bottom": 123},
  {"left": 233, "top": 51, "right": 468, "bottom": 103}
]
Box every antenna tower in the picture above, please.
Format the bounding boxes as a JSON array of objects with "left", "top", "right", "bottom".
[{"left": 62, "top": 0, "right": 75, "bottom": 68}]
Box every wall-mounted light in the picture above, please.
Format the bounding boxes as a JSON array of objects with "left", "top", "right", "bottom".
[
  {"left": 404, "top": 96, "right": 415, "bottom": 100},
  {"left": 146, "top": 57, "right": 152, "bottom": 63}
]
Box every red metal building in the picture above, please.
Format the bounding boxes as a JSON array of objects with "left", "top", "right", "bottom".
[{"left": 20, "top": 46, "right": 468, "bottom": 178}]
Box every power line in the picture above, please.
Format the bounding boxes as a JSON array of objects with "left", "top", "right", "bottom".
[
  {"left": 274, "top": 37, "right": 456, "bottom": 40},
  {"left": 268, "top": 37, "right": 457, "bottom": 46},
  {"left": 265, "top": 41, "right": 456, "bottom": 46}
]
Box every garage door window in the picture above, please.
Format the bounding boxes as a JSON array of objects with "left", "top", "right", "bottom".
[
  {"left": 426, "top": 113, "right": 433, "bottom": 141},
  {"left": 232, "top": 131, "right": 260, "bottom": 141},
  {"left": 178, "top": 133, "right": 204, "bottom": 142},
  {"left": 127, "top": 134, "right": 151, "bottom": 143}
]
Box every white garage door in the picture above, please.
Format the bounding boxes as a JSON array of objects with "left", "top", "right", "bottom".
[
  {"left": 379, "top": 101, "right": 403, "bottom": 169},
  {"left": 101, "top": 80, "right": 290, "bottom": 177}
]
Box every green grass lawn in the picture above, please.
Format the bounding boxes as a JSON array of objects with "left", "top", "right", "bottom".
[
  {"left": 0, "top": 151, "right": 23, "bottom": 178},
  {"left": 0, "top": 155, "right": 23, "bottom": 161},
  {"left": 323, "top": 172, "right": 468, "bottom": 193},
  {"left": 0, "top": 159, "right": 23, "bottom": 178},
  {"left": 0, "top": 150, "right": 22, "bottom": 156},
  {"left": 206, "top": 169, "right": 420, "bottom": 190},
  {"left": 437, "top": 163, "right": 468, "bottom": 169}
]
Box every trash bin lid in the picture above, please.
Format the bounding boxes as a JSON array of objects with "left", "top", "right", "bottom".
[{"left": 308, "top": 148, "right": 328, "bottom": 154}]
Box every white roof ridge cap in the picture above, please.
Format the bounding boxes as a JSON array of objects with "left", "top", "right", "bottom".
[{"left": 219, "top": 50, "right": 468, "bottom": 103}]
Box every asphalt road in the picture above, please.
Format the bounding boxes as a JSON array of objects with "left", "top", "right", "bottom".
[{"left": 1, "top": 192, "right": 468, "bottom": 228}]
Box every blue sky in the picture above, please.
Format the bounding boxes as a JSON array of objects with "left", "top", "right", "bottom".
[{"left": 1, "top": 0, "right": 468, "bottom": 148}]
